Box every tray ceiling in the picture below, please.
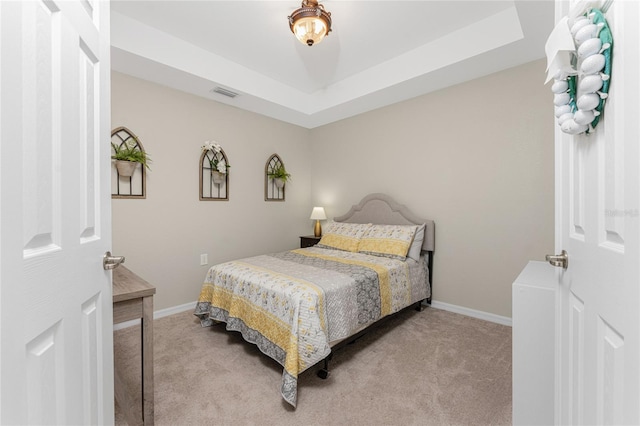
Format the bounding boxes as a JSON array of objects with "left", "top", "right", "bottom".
[{"left": 111, "top": 1, "right": 554, "bottom": 128}]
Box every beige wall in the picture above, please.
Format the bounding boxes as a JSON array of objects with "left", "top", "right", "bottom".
[
  {"left": 111, "top": 72, "right": 311, "bottom": 311},
  {"left": 112, "top": 58, "right": 554, "bottom": 318},
  {"left": 309, "top": 59, "right": 554, "bottom": 318}
]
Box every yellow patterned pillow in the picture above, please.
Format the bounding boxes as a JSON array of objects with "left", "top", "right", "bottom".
[
  {"left": 358, "top": 224, "right": 419, "bottom": 260},
  {"left": 317, "top": 221, "right": 372, "bottom": 252}
]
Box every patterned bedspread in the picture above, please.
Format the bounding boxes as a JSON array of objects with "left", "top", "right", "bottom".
[{"left": 194, "top": 246, "right": 429, "bottom": 407}]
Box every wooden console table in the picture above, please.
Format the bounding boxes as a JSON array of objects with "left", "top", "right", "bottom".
[{"left": 113, "top": 266, "right": 156, "bottom": 426}]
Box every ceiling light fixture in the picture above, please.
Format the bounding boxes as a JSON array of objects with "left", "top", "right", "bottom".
[{"left": 288, "top": 0, "right": 332, "bottom": 47}]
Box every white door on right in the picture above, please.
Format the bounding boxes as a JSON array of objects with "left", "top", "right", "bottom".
[{"left": 554, "top": 1, "right": 639, "bottom": 424}]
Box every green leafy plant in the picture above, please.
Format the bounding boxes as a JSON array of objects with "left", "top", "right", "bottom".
[
  {"left": 111, "top": 139, "right": 151, "bottom": 170},
  {"left": 267, "top": 164, "right": 292, "bottom": 182}
]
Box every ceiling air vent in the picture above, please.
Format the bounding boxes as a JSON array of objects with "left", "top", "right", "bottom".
[{"left": 211, "top": 87, "right": 239, "bottom": 98}]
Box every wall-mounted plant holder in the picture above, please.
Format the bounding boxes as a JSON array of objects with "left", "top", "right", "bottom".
[
  {"left": 200, "top": 145, "right": 230, "bottom": 201},
  {"left": 265, "top": 154, "right": 288, "bottom": 202},
  {"left": 111, "top": 127, "right": 146, "bottom": 199}
]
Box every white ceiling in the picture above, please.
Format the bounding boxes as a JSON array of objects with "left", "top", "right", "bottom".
[{"left": 111, "top": 0, "right": 555, "bottom": 128}]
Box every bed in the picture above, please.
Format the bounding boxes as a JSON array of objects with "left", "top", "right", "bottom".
[{"left": 194, "top": 193, "right": 435, "bottom": 407}]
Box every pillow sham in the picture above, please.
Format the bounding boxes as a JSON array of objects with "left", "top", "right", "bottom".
[
  {"left": 407, "top": 223, "right": 426, "bottom": 262},
  {"left": 357, "top": 224, "right": 418, "bottom": 260},
  {"left": 316, "top": 221, "right": 372, "bottom": 252}
]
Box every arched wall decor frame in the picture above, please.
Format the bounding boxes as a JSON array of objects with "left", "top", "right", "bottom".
[
  {"left": 200, "top": 148, "right": 230, "bottom": 201},
  {"left": 111, "top": 127, "right": 146, "bottom": 199},
  {"left": 265, "top": 154, "right": 286, "bottom": 202}
]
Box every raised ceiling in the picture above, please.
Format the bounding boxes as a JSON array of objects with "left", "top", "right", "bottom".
[{"left": 111, "top": 1, "right": 554, "bottom": 129}]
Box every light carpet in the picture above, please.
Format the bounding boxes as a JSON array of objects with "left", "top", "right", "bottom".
[{"left": 114, "top": 306, "right": 512, "bottom": 425}]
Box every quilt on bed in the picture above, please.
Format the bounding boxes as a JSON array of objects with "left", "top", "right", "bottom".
[{"left": 194, "top": 246, "right": 429, "bottom": 407}]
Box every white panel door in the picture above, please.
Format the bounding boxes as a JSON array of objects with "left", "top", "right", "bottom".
[
  {"left": 0, "top": 0, "right": 113, "bottom": 424},
  {"left": 554, "top": 1, "right": 640, "bottom": 424}
]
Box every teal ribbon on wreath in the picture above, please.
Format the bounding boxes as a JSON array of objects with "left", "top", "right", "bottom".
[{"left": 567, "top": 8, "right": 613, "bottom": 132}]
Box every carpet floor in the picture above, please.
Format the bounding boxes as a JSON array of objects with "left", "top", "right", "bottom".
[{"left": 114, "top": 306, "right": 512, "bottom": 425}]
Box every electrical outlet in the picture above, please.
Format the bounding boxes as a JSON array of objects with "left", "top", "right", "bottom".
[{"left": 200, "top": 254, "right": 208, "bottom": 265}]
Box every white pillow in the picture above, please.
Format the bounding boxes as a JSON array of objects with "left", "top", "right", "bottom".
[{"left": 407, "top": 223, "right": 426, "bottom": 261}]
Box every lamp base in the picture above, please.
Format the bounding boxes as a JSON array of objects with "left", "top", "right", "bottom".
[{"left": 314, "top": 220, "right": 322, "bottom": 238}]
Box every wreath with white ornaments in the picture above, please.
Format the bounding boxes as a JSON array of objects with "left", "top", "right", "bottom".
[{"left": 551, "top": 8, "right": 613, "bottom": 135}]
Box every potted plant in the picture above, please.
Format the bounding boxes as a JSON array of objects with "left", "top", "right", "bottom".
[
  {"left": 202, "top": 141, "right": 230, "bottom": 185},
  {"left": 111, "top": 139, "right": 151, "bottom": 177},
  {"left": 267, "top": 164, "right": 291, "bottom": 189}
]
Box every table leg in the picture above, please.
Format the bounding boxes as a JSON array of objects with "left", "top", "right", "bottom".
[
  {"left": 141, "top": 296, "right": 154, "bottom": 425},
  {"left": 114, "top": 368, "right": 142, "bottom": 426}
]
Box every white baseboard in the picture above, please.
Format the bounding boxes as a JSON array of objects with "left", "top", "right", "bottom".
[
  {"left": 429, "top": 300, "right": 512, "bottom": 327},
  {"left": 115, "top": 299, "right": 512, "bottom": 330},
  {"left": 113, "top": 301, "right": 197, "bottom": 331},
  {"left": 154, "top": 300, "right": 197, "bottom": 319}
]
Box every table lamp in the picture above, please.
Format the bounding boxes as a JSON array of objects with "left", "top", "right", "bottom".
[{"left": 310, "top": 207, "right": 327, "bottom": 237}]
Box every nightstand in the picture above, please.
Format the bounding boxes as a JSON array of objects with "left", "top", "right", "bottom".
[
  {"left": 113, "top": 266, "right": 155, "bottom": 426},
  {"left": 300, "top": 235, "right": 321, "bottom": 248}
]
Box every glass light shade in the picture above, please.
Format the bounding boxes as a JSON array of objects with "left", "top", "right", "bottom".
[
  {"left": 293, "top": 17, "right": 328, "bottom": 46},
  {"left": 310, "top": 206, "right": 327, "bottom": 220},
  {"left": 288, "top": 0, "right": 332, "bottom": 47}
]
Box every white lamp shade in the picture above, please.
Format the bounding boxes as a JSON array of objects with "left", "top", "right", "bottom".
[{"left": 310, "top": 207, "right": 327, "bottom": 220}]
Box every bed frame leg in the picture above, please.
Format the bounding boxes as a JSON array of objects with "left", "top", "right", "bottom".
[
  {"left": 415, "top": 299, "right": 425, "bottom": 312},
  {"left": 317, "top": 355, "right": 331, "bottom": 379}
]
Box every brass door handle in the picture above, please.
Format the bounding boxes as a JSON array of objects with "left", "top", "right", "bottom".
[
  {"left": 546, "top": 250, "right": 568, "bottom": 269},
  {"left": 103, "top": 251, "right": 125, "bottom": 270}
]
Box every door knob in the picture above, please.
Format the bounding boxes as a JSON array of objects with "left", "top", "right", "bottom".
[
  {"left": 103, "top": 251, "right": 125, "bottom": 270},
  {"left": 546, "top": 250, "right": 568, "bottom": 269}
]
